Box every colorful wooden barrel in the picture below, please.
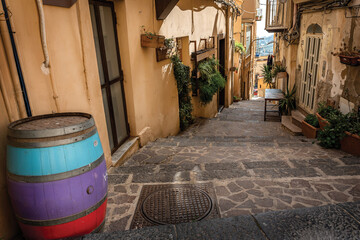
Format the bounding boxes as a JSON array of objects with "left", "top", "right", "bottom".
[{"left": 6, "top": 113, "right": 108, "bottom": 240}]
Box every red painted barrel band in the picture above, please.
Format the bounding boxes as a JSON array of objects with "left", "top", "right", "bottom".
[
  {"left": 16, "top": 194, "right": 107, "bottom": 226},
  {"left": 19, "top": 199, "right": 107, "bottom": 240}
]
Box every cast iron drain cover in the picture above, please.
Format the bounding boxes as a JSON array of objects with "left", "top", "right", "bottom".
[
  {"left": 141, "top": 187, "right": 212, "bottom": 225},
  {"left": 130, "top": 183, "right": 220, "bottom": 229}
]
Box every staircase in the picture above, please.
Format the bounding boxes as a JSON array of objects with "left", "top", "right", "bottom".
[{"left": 281, "top": 110, "right": 306, "bottom": 135}]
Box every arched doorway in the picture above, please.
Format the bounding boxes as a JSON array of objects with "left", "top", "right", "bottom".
[{"left": 299, "top": 24, "right": 323, "bottom": 111}]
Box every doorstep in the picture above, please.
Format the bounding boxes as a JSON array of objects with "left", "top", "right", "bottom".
[{"left": 111, "top": 137, "right": 139, "bottom": 167}]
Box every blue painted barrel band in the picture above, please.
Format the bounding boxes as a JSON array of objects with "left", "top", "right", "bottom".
[
  {"left": 15, "top": 194, "right": 107, "bottom": 226},
  {"left": 8, "top": 112, "right": 94, "bottom": 139},
  {"left": 8, "top": 127, "right": 97, "bottom": 148},
  {"left": 7, "top": 154, "right": 105, "bottom": 183},
  {"left": 7, "top": 132, "right": 104, "bottom": 176}
]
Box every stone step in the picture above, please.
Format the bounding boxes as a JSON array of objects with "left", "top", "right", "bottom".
[
  {"left": 282, "top": 116, "right": 302, "bottom": 136},
  {"left": 111, "top": 137, "right": 140, "bottom": 167},
  {"left": 291, "top": 110, "right": 306, "bottom": 128}
]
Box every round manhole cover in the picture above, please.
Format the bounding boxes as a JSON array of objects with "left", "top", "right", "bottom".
[{"left": 141, "top": 187, "right": 213, "bottom": 225}]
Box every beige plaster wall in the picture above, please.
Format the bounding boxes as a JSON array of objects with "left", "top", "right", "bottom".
[
  {"left": 0, "top": 0, "right": 111, "bottom": 164},
  {"left": 115, "top": 0, "right": 229, "bottom": 122},
  {"left": 0, "top": 1, "right": 111, "bottom": 237},
  {"left": 114, "top": 0, "right": 180, "bottom": 141}
]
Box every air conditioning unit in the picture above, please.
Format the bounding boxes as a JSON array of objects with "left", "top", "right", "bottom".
[{"left": 256, "top": 8, "right": 263, "bottom": 21}]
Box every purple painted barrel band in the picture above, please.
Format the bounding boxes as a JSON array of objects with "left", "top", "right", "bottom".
[{"left": 7, "top": 159, "right": 108, "bottom": 221}]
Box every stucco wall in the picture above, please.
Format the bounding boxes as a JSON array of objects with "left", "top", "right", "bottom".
[
  {"left": 115, "top": 0, "right": 229, "bottom": 122},
  {"left": 0, "top": 1, "right": 110, "bottom": 238}
]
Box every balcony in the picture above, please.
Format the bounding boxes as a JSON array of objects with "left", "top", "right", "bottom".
[{"left": 265, "top": 0, "right": 289, "bottom": 32}]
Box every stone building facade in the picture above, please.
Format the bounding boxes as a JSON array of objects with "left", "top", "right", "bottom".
[{"left": 266, "top": 0, "right": 360, "bottom": 114}]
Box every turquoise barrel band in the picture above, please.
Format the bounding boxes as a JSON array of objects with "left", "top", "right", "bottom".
[{"left": 7, "top": 132, "right": 103, "bottom": 176}]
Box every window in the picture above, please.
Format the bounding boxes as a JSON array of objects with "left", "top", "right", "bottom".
[
  {"left": 265, "top": 0, "right": 288, "bottom": 32},
  {"left": 245, "top": 25, "right": 252, "bottom": 56}
]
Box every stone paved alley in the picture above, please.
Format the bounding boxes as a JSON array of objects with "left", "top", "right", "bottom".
[{"left": 104, "top": 99, "right": 360, "bottom": 232}]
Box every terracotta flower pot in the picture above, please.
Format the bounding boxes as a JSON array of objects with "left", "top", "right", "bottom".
[
  {"left": 339, "top": 55, "right": 360, "bottom": 66},
  {"left": 340, "top": 131, "right": 360, "bottom": 156},
  {"left": 141, "top": 34, "right": 165, "bottom": 48},
  {"left": 302, "top": 120, "right": 318, "bottom": 139},
  {"left": 316, "top": 113, "right": 329, "bottom": 130},
  {"left": 277, "top": 72, "right": 287, "bottom": 78}
]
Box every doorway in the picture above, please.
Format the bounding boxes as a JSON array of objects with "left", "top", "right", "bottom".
[
  {"left": 89, "top": 0, "right": 129, "bottom": 153},
  {"left": 218, "top": 37, "right": 226, "bottom": 111},
  {"left": 300, "top": 25, "right": 322, "bottom": 112}
]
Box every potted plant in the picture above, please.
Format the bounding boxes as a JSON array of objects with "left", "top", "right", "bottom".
[
  {"left": 340, "top": 113, "right": 360, "bottom": 156},
  {"left": 140, "top": 26, "right": 165, "bottom": 48},
  {"left": 317, "top": 112, "right": 348, "bottom": 149},
  {"left": 156, "top": 38, "right": 174, "bottom": 61},
  {"left": 235, "top": 42, "right": 245, "bottom": 55},
  {"left": 233, "top": 96, "right": 241, "bottom": 102},
  {"left": 279, "top": 85, "right": 296, "bottom": 116},
  {"left": 316, "top": 102, "right": 341, "bottom": 130},
  {"left": 261, "top": 65, "right": 274, "bottom": 89},
  {"left": 302, "top": 114, "right": 320, "bottom": 139},
  {"left": 331, "top": 44, "right": 360, "bottom": 66},
  {"left": 272, "top": 64, "right": 287, "bottom": 78}
]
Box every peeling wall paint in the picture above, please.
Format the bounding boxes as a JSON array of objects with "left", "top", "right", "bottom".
[{"left": 278, "top": 6, "right": 360, "bottom": 113}]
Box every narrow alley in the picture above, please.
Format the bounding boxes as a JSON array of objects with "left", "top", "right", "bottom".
[{"left": 103, "top": 99, "right": 360, "bottom": 234}]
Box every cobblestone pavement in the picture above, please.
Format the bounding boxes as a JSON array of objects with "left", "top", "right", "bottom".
[{"left": 104, "top": 99, "right": 360, "bottom": 232}]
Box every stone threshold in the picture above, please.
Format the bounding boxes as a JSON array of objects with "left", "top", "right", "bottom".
[
  {"left": 83, "top": 201, "right": 360, "bottom": 239},
  {"left": 111, "top": 137, "right": 139, "bottom": 167}
]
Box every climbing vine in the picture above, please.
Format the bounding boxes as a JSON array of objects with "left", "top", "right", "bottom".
[{"left": 171, "top": 55, "right": 194, "bottom": 131}]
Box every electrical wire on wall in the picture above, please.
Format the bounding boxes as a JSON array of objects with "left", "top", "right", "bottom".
[{"left": 282, "top": 0, "right": 356, "bottom": 45}]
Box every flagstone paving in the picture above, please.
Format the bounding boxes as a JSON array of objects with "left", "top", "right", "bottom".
[{"left": 104, "top": 99, "right": 360, "bottom": 232}]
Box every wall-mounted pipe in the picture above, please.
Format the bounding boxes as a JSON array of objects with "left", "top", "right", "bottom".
[
  {"left": 35, "top": 0, "right": 50, "bottom": 71},
  {"left": 1, "top": 0, "right": 32, "bottom": 117}
]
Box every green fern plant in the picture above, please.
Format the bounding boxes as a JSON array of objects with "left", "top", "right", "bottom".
[
  {"left": 261, "top": 65, "right": 274, "bottom": 88},
  {"left": 279, "top": 85, "right": 296, "bottom": 115},
  {"left": 197, "top": 57, "right": 226, "bottom": 104}
]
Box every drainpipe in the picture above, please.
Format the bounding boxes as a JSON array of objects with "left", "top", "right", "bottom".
[{"left": 1, "top": 0, "right": 32, "bottom": 117}]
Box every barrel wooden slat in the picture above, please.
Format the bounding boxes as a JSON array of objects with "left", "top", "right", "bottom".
[{"left": 6, "top": 113, "right": 108, "bottom": 240}]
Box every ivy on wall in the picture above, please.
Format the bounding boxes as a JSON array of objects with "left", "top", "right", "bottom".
[
  {"left": 171, "top": 55, "right": 194, "bottom": 131},
  {"left": 196, "top": 57, "right": 226, "bottom": 104}
]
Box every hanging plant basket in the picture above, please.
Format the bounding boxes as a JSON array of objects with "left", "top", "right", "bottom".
[
  {"left": 340, "top": 131, "right": 360, "bottom": 156},
  {"left": 339, "top": 55, "right": 360, "bottom": 66},
  {"left": 156, "top": 48, "right": 171, "bottom": 62},
  {"left": 141, "top": 34, "right": 165, "bottom": 48},
  {"left": 316, "top": 113, "right": 329, "bottom": 130}
]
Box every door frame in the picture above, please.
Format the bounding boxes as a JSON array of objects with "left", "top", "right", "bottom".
[
  {"left": 90, "top": 0, "right": 130, "bottom": 153},
  {"left": 217, "top": 34, "right": 226, "bottom": 111}
]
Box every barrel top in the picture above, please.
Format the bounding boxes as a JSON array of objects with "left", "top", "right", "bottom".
[
  {"left": 8, "top": 112, "right": 95, "bottom": 139},
  {"left": 12, "top": 116, "right": 87, "bottom": 130}
]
